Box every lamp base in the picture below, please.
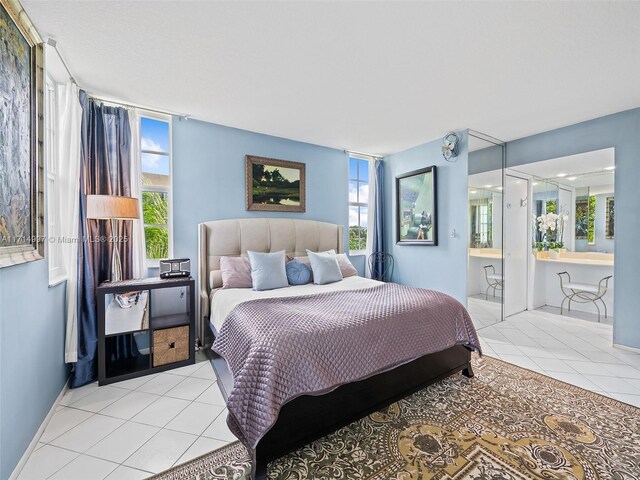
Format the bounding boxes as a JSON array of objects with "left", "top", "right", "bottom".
[{"left": 111, "top": 218, "right": 123, "bottom": 282}]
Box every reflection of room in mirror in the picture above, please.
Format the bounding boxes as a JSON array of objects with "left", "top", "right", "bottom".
[
  {"left": 467, "top": 131, "right": 505, "bottom": 329},
  {"left": 505, "top": 148, "right": 615, "bottom": 324}
]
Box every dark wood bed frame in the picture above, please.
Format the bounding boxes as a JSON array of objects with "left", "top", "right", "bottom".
[{"left": 210, "top": 342, "right": 473, "bottom": 479}]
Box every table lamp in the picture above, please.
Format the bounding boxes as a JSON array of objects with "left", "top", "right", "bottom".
[{"left": 86, "top": 194, "right": 140, "bottom": 282}]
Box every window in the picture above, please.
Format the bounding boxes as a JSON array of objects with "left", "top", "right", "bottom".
[
  {"left": 139, "top": 114, "right": 172, "bottom": 262},
  {"left": 348, "top": 157, "right": 369, "bottom": 253},
  {"left": 588, "top": 195, "right": 596, "bottom": 244},
  {"left": 45, "top": 79, "right": 65, "bottom": 284}
]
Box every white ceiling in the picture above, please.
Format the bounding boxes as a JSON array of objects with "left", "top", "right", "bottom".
[{"left": 22, "top": 1, "right": 640, "bottom": 155}]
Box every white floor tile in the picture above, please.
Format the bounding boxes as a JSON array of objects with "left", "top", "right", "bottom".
[
  {"left": 195, "top": 383, "right": 226, "bottom": 407},
  {"left": 69, "top": 386, "right": 129, "bottom": 413},
  {"left": 583, "top": 351, "right": 628, "bottom": 364},
  {"left": 130, "top": 396, "right": 191, "bottom": 428},
  {"left": 123, "top": 429, "right": 197, "bottom": 473},
  {"left": 174, "top": 436, "right": 228, "bottom": 466},
  {"left": 104, "top": 465, "right": 153, "bottom": 480},
  {"left": 530, "top": 357, "right": 576, "bottom": 373},
  {"left": 600, "top": 362, "right": 640, "bottom": 379},
  {"left": 563, "top": 360, "right": 615, "bottom": 376},
  {"left": 497, "top": 355, "right": 543, "bottom": 372},
  {"left": 39, "top": 407, "right": 93, "bottom": 443},
  {"left": 100, "top": 391, "right": 161, "bottom": 420},
  {"left": 544, "top": 371, "right": 603, "bottom": 392},
  {"left": 166, "top": 401, "right": 225, "bottom": 436},
  {"left": 490, "top": 343, "right": 524, "bottom": 357},
  {"left": 607, "top": 392, "right": 640, "bottom": 408},
  {"left": 201, "top": 411, "right": 236, "bottom": 442},
  {"left": 85, "top": 421, "right": 160, "bottom": 463},
  {"left": 17, "top": 444, "right": 78, "bottom": 480},
  {"left": 164, "top": 362, "right": 203, "bottom": 377},
  {"left": 136, "top": 373, "right": 186, "bottom": 396},
  {"left": 110, "top": 374, "right": 157, "bottom": 391},
  {"left": 190, "top": 363, "right": 217, "bottom": 380},
  {"left": 50, "top": 414, "right": 125, "bottom": 453},
  {"left": 59, "top": 382, "right": 99, "bottom": 406},
  {"left": 584, "top": 375, "right": 640, "bottom": 395},
  {"left": 48, "top": 454, "right": 118, "bottom": 480},
  {"left": 165, "top": 377, "right": 214, "bottom": 401}
]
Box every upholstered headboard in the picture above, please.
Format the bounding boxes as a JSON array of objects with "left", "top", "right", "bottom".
[{"left": 197, "top": 218, "right": 344, "bottom": 337}]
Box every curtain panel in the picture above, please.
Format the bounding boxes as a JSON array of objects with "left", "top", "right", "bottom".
[
  {"left": 56, "top": 83, "right": 83, "bottom": 364},
  {"left": 371, "top": 159, "right": 385, "bottom": 280},
  {"left": 71, "top": 91, "right": 135, "bottom": 387}
]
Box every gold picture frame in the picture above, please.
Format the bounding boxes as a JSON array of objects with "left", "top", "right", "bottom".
[
  {"left": 0, "top": 0, "right": 45, "bottom": 268},
  {"left": 245, "top": 155, "right": 306, "bottom": 212}
]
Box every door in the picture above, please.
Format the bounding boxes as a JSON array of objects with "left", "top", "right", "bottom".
[{"left": 504, "top": 173, "right": 529, "bottom": 317}]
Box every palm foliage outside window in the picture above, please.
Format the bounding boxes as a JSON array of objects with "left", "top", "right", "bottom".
[{"left": 140, "top": 116, "right": 172, "bottom": 260}]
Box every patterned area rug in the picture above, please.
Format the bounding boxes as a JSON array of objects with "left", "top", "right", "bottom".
[{"left": 149, "top": 355, "right": 640, "bottom": 479}]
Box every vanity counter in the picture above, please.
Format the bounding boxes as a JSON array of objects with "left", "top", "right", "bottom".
[
  {"left": 469, "top": 248, "right": 502, "bottom": 260},
  {"left": 535, "top": 251, "right": 614, "bottom": 267}
]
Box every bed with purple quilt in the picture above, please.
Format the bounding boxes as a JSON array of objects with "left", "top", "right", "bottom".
[{"left": 198, "top": 219, "right": 481, "bottom": 479}]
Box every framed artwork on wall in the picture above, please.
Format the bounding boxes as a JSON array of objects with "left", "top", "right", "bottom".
[
  {"left": 0, "top": 0, "right": 45, "bottom": 268},
  {"left": 396, "top": 166, "right": 437, "bottom": 246},
  {"left": 246, "top": 155, "right": 306, "bottom": 212}
]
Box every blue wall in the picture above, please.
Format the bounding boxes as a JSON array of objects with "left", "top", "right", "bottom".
[
  {"left": 505, "top": 108, "right": 640, "bottom": 349},
  {"left": 0, "top": 261, "right": 68, "bottom": 479},
  {"left": 171, "top": 117, "right": 355, "bottom": 292},
  {"left": 383, "top": 131, "right": 470, "bottom": 304}
]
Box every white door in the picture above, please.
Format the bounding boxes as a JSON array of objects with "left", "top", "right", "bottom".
[{"left": 504, "top": 174, "right": 529, "bottom": 317}]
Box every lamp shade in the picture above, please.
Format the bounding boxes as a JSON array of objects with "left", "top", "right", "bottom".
[{"left": 86, "top": 195, "right": 140, "bottom": 220}]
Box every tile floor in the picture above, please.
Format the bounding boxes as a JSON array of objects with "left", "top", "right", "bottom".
[
  {"left": 475, "top": 307, "right": 640, "bottom": 407},
  {"left": 18, "top": 306, "right": 640, "bottom": 479},
  {"left": 18, "top": 359, "right": 235, "bottom": 480}
]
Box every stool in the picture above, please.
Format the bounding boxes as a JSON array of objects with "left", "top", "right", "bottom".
[
  {"left": 482, "top": 265, "right": 503, "bottom": 300},
  {"left": 557, "top": 271, "right": 612, "bottom": 322}
]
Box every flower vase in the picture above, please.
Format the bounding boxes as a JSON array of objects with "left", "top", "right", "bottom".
[{"left": 548, "top": 249, "right": 560, "bottom": 259}]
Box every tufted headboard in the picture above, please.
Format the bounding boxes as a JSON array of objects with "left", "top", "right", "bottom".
[{"left": 197, "top": 218, "right": 344, "bottom": 339}]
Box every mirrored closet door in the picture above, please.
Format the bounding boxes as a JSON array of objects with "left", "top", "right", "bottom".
[{"left": 467, "top": 131, "right": 506, "bottom": 328}]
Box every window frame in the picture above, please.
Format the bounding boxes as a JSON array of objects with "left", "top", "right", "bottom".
[
  {"left": 348, "top": 155, "right": 371, "bottom": 255},
  {"left": 138, "top": 111, "right": 173, "bottom": 267},
  {"left": 45, "top": 78, "right": 66, "bottom": 286}
]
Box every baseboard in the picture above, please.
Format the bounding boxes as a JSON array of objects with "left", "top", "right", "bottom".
[
  {"left": 9, "top": 378, "right": 70, "bottom": 480},
  {"left": 613, "top": 343, "right": 640, "bottom": 354}
]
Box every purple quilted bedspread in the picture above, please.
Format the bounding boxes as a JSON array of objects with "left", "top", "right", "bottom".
[{"left": 212, "top": 283, "right": 481, "bottom": 449}]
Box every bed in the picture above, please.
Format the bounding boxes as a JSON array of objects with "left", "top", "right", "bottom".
[{"left": 198, "top": 218, "right": 479, "bottom": 479}]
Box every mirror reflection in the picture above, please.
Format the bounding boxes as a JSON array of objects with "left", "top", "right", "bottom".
[{"left": 467, "top": 132, "right": 505, "bottom": 330}]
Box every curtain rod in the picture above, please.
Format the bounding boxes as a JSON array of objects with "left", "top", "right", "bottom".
[
  {"left": 45, "top": 38, "right": 77, "bottom": 85},
  {"left": 87, "top": 94, "right": 189, "bottom": 119},
  {"left": 345, "top": 149, "right": 384, "bottom": 159}
]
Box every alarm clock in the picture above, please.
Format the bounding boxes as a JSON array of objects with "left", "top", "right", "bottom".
[{"left": 159, "top": 258, "right": 190, "bottom": 279}]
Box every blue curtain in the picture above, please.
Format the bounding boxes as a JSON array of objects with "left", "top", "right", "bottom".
[
  {"left": 371, "top": 159, "right": 385, "bottom": 280},
  {"left": 71, "top": 91, "right": 134, "bottom": 388}
]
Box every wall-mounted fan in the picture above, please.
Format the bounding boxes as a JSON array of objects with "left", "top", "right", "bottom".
[{"left": 442, "top": 132, "right": 459, "bottom": 162}]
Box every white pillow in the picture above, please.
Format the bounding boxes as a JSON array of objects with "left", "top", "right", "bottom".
[
  {"left": 247, "top": 250, "right": 289, "bottom": 291},
  {"left": 306, "top": 249, "right": 343, "bottom": 285}
]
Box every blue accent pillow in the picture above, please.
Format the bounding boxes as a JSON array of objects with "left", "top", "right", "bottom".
[
  {"left": 286, "top": 259, "right": 311, "bottom": 285},
  {"left": 306, "top": 249, "right": 343, "bottom": 285},
  {"left": 247, "top": 250, "right": 289, "bottom": 291}
]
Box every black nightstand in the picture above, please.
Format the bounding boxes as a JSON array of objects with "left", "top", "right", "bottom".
[{"left": 97, "top": 277, "right": 195, "bottom": 386}]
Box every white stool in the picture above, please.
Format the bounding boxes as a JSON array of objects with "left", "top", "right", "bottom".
[
  {"left": 483, "top": 265, "right": 503, "bottom": 300},
  {"left": 557, "top": 271, "right": 612, "bottom": 322}
]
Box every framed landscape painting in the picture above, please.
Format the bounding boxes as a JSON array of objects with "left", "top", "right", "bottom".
[
  {"left": 396, "top": 166, "right": 437, "bottom": 246},
  {"left": 0, "top": 0, "right": 45, "bottom": 267},
  {"left": 246, "top": 155, "right": 306, "bottom": 212}
]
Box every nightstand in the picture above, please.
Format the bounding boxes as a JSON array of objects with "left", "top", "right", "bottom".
[{"left": 97, "top": 277, "right": 195, "bottom": 386}]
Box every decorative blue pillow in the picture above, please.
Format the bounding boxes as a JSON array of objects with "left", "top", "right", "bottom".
[
  {"left": 286, "top": 259, "right": 311, "bottom": 285},
  {"left": 247, "top": 250, "right": 289, "bottom": 291},
  {"left": 306, "top": 249, "right": 343, "bottom": 285}
]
